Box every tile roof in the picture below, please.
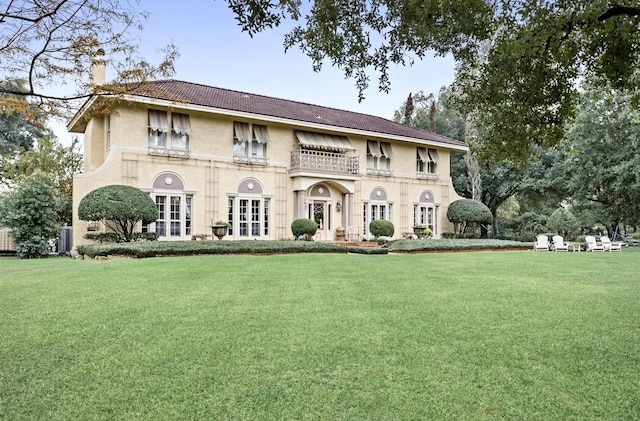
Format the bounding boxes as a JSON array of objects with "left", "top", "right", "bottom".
[{"left": 128, "top": 79, "right": 466, "bottom": 148}]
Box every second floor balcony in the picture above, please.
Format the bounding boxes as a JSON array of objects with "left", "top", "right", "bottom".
[{"left": 290, "top": 149, "right": 360, "bottom": 176}]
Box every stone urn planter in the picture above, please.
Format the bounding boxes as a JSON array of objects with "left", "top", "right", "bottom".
[{"left": 211, "top": 221, "right": 230, "bottom": 240}]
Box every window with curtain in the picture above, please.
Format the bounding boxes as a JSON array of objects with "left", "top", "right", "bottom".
[
  {"left": 417, "top": 147, "right": 438, "bottom": 175},
  {"left": 233, "top": 122, "right": 250, "bottom": 157},
  {"left": 171, "top": 112, "right": 191, "bottom": 150},
  {"left": 233, "top": 121, "right": 269, "bottom": 164},
  {"left": 148, "top": 110, "right": 191, "bottom": 157},
  {"left": 252, "top": 124, "right": 269, "bottom": 158},
  {"left": 367, "top": 140, "right": 392, "bottom": 173},
  {"left": 148, "top": 110, "right": 168, "bottom": 147},
  {"left": 427, "top": 148, "right": 438, "bottom": 173}
]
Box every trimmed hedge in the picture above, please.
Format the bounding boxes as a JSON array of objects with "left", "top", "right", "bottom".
[
  {"left": 390, "top": 239, "right": 532, "bottom": 252},
  {"left": 76, "top": 240, "right": 387, "bottom": 258},
  {"left": 84, "top": 232, "right": 159, "bottom": 243}
]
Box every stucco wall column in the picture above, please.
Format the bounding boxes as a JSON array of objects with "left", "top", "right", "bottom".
[{"left": 294, "top": 190, "right": 306, "bottom": 219}]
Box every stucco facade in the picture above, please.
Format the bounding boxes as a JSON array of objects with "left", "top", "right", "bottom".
[{"left": 70, "top": 80, "right": 466, "bottom": 246}]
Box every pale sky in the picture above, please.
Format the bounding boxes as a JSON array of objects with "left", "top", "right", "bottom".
[{"left": 54, "top": 0, "right": 456, "bottom": 142}]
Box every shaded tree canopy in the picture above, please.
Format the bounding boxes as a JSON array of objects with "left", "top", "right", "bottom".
[
  {"left": 0, "top": 79, "right": 46, "bottom": 158},
  {"left": 78, "top": 185, "right": 158, "bottom": 242},
  {"left": 228, "top": 0, "right": 640, "bottom": 163},
  {"left": 0, "top": 0, "right": 177, "bottom": 116},
  {"left": 567, "top": 81, "right": 640, "bottom": 229},
  {"left": 2, "top": 134, "right": 83, "bottom": 225}
]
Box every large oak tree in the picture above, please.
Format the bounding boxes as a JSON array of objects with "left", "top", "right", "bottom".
[{"left": 227, "top": 0, "right": 640, "bottom": 163}]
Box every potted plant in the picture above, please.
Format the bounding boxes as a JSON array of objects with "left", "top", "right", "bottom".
[
  {"left": 211, "top": 220, "right": 231, "bottom": 240},
  {"left": 413, "top": 223, "right": 433, "bottom": 239}
]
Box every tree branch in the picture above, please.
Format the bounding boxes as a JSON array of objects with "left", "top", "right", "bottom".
[{"left": 598, "top": 5, "right": 640, "bottom": 21}]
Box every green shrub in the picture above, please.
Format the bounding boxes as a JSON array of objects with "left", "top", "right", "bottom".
[
  {"left": 0, "top": 171, "right": 59, "bottom": 258},
  {"left": 84, "top": 232, "right": 119, "bottom": 243},
  {"left": 447, "top": 199, "right": 492, "bottom": 235},
  {"left": 78, "top": 185, "right": 158, "bottom": 242},
  {"left": 369, "top": 219, "right": 394, "bottom": 237},
  {"left": 84, "top": 231, "right": 159, "bottom": 243},
  {"left": 441, "top": 232, "right": 456, "bottom": 239},
  {"left": 291, "top": 218, "right": 318, "bottom": 240}
]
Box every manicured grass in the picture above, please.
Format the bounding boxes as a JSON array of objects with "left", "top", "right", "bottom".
[{"left": 1, "top": 250, "right": 639, "bottom": 420}]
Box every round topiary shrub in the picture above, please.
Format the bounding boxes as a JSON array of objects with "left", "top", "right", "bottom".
[
  {"left": 78, "top": 185, "right": 158, "bottom": 242},
  {"left": 369, "top": 219, "right": 394, "bottom": 238},
  {"left": 291, "top": 218, "right": 318, "bottom": 240},
  {"left": 447, "top": 199, "right": 492, "bottom": 235}
]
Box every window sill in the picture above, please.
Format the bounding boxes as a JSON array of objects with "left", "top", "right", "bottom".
[
  {"left": 148, "top": 147, "right": 190, "bottom": 158},
  {"left": 233, "top": 155, "right": 269, "bottom": 165},
  {"left": 366, "top": 168, "right": 393, "bottom": 176},
  {"left": 417, "top": 172, "right": 438, "bottom": 180}
]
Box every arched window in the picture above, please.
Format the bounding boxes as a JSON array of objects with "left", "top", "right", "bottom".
[
  {"left": 143, "top": 172, "right": 194, "bottom": 240},
  {"left": 227, "top": 178, "right": 271, "bottom": 238},
  {"left": 413, "top": 190, "right": 438, "bottom": 234},
  {"left": 362, "top": 187, "right": 393, "bottom": 235}
]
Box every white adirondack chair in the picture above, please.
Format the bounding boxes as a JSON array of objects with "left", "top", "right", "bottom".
[
  {"left": 533, "top": 235, "right": 549, "bottom": 251},
  {"left": 585, "top": 235, "right": 604, "bottom": 252},
  {"left": 552, "top": 235, "right": 569, "bottom": 251},
  {"left": 600, "top": 236, "right": 622, "bottom": 252}
]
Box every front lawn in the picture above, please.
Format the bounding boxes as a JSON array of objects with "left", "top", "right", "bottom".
[{"left": 1, "top": 250, "right": 638, "bottom": 419}]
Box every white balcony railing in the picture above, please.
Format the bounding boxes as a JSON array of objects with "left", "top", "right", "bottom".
[{"left": 290, "top": 149, "right": 359, "bottom": 175}]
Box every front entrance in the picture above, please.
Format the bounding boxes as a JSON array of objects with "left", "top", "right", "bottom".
[{"left": 312, "top": 201, "right": 327, "bottom": 240}]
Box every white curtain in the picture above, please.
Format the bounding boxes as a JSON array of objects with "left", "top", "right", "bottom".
[
  {"left": 172, "top": 113, "right": 191, "bottom": 135},
  {"left": 417, "top": 147, "right": 428, "bottom": 163},
  {"left": 380, "top": 142, "right": 393, "bottom": 158},
  {"left": 428, "top": 148, "right": 439, "bottom": 163},
  {"left": 148, "top": 110, "right": 168, "bottom": 132},
  {"left": 367, "top": 140, "right": 381, "bottom": 157},
  {"left": 234, "top": 122, "right": 250, "bottom": 143},
  {"left": 252, "top": 125, "right": 270, "bottom": 144}
]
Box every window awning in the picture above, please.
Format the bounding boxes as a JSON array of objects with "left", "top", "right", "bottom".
[
  {"left": 172, "top": 113, "right": 191, "bottom": 135},
  {"left": 253, "top": 125, "right": 270, "bottom": 144},
  {"left": 295, "top": 131, "right": 355, "bottom": 152},
  {"left": 234, "top": 122, "right": 250, "bottom": 144},
  {"left": 149, "top": 109, "right": 168, "bottom": 133}
]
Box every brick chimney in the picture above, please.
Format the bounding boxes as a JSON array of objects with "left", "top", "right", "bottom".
[{"left": 90, "top": 48, "right": 106, "bottom": 88}]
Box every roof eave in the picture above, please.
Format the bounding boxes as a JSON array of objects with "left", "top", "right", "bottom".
[
  {"left": 123, "top": 94, "right": 468, "bottom": 151},
  {"left": 67, "top": 95, "right": 98, "bottom": 133}
]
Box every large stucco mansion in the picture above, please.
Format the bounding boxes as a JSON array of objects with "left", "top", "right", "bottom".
[{"left": 70, "top": 65, "right": 466, "bottom": 246}]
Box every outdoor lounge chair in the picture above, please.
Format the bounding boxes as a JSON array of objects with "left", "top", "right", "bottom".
[
  {"left": 600, "top": 236, "right": 622, "bottom": 252},
  {"left": 551, "top": 235, "right": 569, "bottom": 251},
  {"left": 533, "top": 235, "right": 549, "bottom": 251},
  {"left": 585, "top": 235, "right": 604, "bottom": 252}
]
